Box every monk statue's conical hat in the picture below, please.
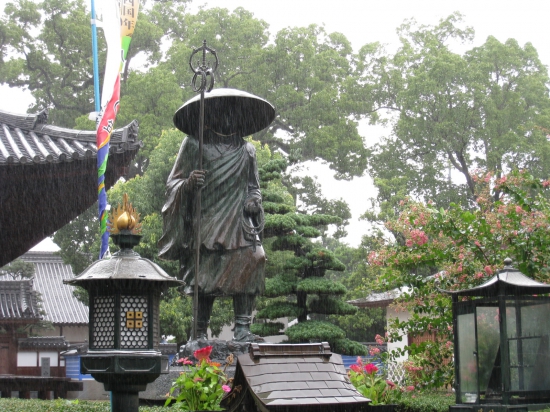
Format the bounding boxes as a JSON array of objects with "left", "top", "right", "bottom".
[{"left": 173, "top": 88, "right": 275, "bottom": 138}]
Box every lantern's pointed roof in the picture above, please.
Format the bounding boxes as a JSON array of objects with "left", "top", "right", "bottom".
[
  {"left": 64, "top": 249, "right": 183, "bottom": 287},
  {"left": 64, "top": 195, "right": 183, "bottom": 289},
  {"left": 441, "top": 258, "right": 550, "bottom": 297},
  {"left": 0, "top": 108, "right": 141, "bottom": 267}
]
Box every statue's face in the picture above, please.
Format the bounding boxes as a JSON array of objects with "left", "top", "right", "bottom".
[{"left": 206, "top": 111, "right": 238, "bottom": 137}]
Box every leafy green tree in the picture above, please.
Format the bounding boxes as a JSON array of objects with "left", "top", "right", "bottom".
[
  {"left": 0, "top": 0, "right": 93, "bottom": 126},
  {"left": 356, "top": 13, "right": 550, "bottom": 224},
  {"left": 288, "top": 175, "right": 351, "bottom": 239},
  {"left": 0, "top": 258, "right": 35, "bottom": 280},
  {"left": 1, "top": 1, "right": 370, "bottom": 179}
]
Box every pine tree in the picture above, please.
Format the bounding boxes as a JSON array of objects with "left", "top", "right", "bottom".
[{"left": 252, "top": 148, "right": 366, "bottom": 355}]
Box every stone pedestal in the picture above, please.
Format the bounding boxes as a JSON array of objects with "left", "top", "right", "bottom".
[{"left": 177, "top": 337, "right": 253, "bottom": 364}]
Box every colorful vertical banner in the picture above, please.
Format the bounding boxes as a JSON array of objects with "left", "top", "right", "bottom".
[
  {"left": 120, "top": 0, "right": 139, "bottom": 67},
  {"left": 96, "top": 0, "right": 139, "bottom": 259}
]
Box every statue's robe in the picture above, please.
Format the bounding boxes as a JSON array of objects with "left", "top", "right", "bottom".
[{"left": 158, "top": 134, "right": 265, "bottom": 296}]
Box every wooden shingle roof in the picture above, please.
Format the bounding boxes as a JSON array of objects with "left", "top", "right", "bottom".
[
  {"left": 0, "top": 109, "right": 141, "bottom": 267},
  {"left": 228, "top": 342, "right": 370, "bottom": 412},
  {"left": 0, "top": 279, "right": 41, "bottom": 324}
]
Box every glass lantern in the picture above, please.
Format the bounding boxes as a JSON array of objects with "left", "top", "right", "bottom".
[{"left": 444, "top": 258, "right": 550, "bottom": 412}]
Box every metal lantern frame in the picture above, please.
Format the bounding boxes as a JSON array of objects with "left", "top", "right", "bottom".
[
  {"left": 86, "top": 277, "right": 160, "bottom": 351},
  {"left": 64, "top": 232, "right": 183, "bottom": 411},
  {"left": 444, "top": 259, "right": 550, "bottom": 412}
]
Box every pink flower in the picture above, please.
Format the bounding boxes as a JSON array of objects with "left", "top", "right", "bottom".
[
  {"left": 516, "top": 206, "right": 523, "bottom": 214},
  {"left": 409, "top": 229, "right": 428, "bottom": 246},
  {"left": 386, "top": 380, "right": 396, "bottom": 389},
  {"left": 375, "top": 334, "right": 384, "bottom": 345},
  {"left": 356, "top": 356, "right": 363, "bottom": 366},
  {"left": 406, "top": 385, "right": 415, "bottom": 392},
  {"left": 475, "top": 272, "right": 483, "bottom": 279},
  {"left": 222, "top": 385, "right": 231, "bottom": 393},
  {"left": 405, "top": 239, "right": 413, "bottom": 247},
  {"left": 369, "top": 347, "right": 381, "bottom": 356},
  {"left": 350, "top": 364, "right": 362, "bottom": 373},
  {"left": 484, "top": 266, "right": 493, "bottom": 275},
  {"left": 364, "top": 363, "right": 378, "bottom": 375},
  {"left": 176, "top": 357, "right": 193, "bottom": 365}
]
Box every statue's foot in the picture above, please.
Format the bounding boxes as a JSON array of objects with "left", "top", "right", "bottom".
[{"left": 232, "top": 326, "right": 263, "bottom": 343}]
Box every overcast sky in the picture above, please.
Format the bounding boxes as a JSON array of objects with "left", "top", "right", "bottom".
[{"left": 2, "top": 0, "right": 550, "bottom": 248}]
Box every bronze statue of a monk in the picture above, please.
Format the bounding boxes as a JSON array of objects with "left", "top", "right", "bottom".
[{"left": 158, "top": 130, "right": 266, "bottom": 342}]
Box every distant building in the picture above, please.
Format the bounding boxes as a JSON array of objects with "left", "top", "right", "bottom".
[
  {"left": 0, "top": 251, "right": 88, "bottom": 376},
  {"left": 20, "top": 251, "right": 89, "bottom": 341},
  {"left": 0, "top": 277, "right": 42, "bottom": 375},
  {"left": 348, "top": 288, "right": 410, "bottom": 362}
]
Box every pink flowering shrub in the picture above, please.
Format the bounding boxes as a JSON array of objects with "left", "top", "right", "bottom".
[{"left": 367, "top": 170, "right": 550, "bottom": 389}]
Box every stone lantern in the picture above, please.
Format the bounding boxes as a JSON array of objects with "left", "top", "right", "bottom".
[
  {"left": 64, "top": 194, "right": 183, "bottom": 411},
  {"left": 443, "top": 258, "right": 550, "bottom": 412}
]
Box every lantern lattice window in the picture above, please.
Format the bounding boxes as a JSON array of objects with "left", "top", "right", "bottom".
[{"left": 92, "top": 296, "right": 115, "bottom": 348}]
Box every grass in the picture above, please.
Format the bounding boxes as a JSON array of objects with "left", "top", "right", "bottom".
[
  {"left": 0, "top": 398, "right": 166, "bottom": 412},
  {"left": 5, "top": 392, "right": 550, "bottom": 412},
  {"left": 396, "top": 391, "right": 456, "bottom": 412}
]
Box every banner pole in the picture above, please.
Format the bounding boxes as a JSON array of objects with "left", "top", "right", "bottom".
[{"left": 91, "top": 0, "right": 100, "bottom": 113}]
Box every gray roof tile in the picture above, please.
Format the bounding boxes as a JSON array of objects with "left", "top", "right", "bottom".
[
  {"left": 0, "top": 279, "right": 41, "bottom": 320},
  {"left": 0, "top": 110, "right": 140, "bottom": 166},
  {"left": 16, "top": 251, "right": 89, "bottom": 325},
  {"left": 229, "top": 342, "right": 370, "bottom": 412}
]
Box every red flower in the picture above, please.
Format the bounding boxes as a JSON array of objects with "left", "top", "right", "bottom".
[
  {"left": 364, "top": 363, "right": 378, "bottom": 375},
  {"left": 194, "top": 345, "right": 213, "bottom": 361}
]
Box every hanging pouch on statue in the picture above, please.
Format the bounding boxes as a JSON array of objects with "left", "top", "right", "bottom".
[
  {"left": 243, "top": 197, "right": 263, "bottom": 251},
  {"left": 243, "top": 216, "right": 258, "bottom": 252}
]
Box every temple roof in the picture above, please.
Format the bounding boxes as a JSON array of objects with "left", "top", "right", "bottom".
[
  {"left": 19, "top": 251, "right": 88, "bottom": 325},
  {"left": 19, "top": 336, "right": 69, "bottom": 350},
  {"left": 0, "top": 278, "right": 42, "bottom": 324},
  {"left": 0, "top": 109, "right": 141, "bottom": 267},
  {"left": 347, "top": 287, "right": 410, "bottom": 309}
]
